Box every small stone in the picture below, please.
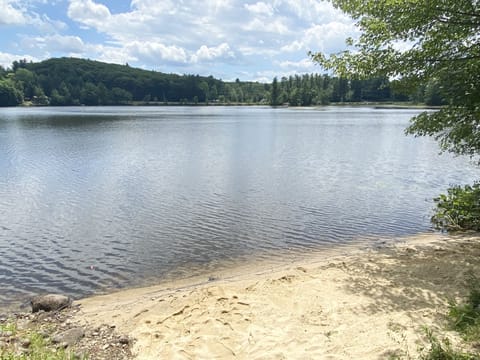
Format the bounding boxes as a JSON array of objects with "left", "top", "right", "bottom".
[
  {"left": 52, "top": 327, "right": 85, "bottom": 346},
  {"left": 35, "top": 312, "right": 50, "bottom": 322},
  {"left": 74, "top": 351, "right": 87, "bottom": 359},
  {"left": 72, "top": 353, "right": 80, "bottom": 360},
  {"left": 118, "top": 336, "right": 130, "bottom": 345},
  {"left": 102, "top": 343, "right": 110, "bottom": 350},
  {"left": 21, "top": 338, "right": 31, "bottom": 348}
]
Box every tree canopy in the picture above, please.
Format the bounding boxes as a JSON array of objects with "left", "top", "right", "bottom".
[
  {"left": 312, "top": 0, "right": 480, "bottom": 159},
  {"left": 0, "top": 57, "right": 422, "bottom": 107}
]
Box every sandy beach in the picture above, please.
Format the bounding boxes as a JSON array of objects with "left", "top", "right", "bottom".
[{"left": 72, "top": 233, "right": 480, "bottom": 359}]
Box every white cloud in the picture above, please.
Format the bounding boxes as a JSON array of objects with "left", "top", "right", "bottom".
[
  {"left": 130, "top": 0, "right": 175, "bottom": 14},
  {"left": 280, "top": 40, "right": 303, "bottom": 53},
  {"left": 244, "top": 2, "right": 274, "bottom": 17},
  {"left": 248, "top": 69, "right": 277, "bottom": 83},
  {"left": 238, "top": 45, "right": 278, "bottom": 57},
  {"left": 279, "top": 21, "right": 358, "bottom": 56},
  {"left": 46, "top": 34, "right": 85, "bottom": 53},
  {"left": 20, "top": 34, "right": 85, "bottom": 54},
  {"left": 31, "top": 14, "right": 68, "bottom": 33},
  {"left": 0, "top": 0, "right": 27, "bottom": 25},
  {"left": 277, "top": 58, "right": 316, "bottom": 71},
  {"left": 125, "top": 41, "right": 188, "bottom": 64},
  {"left": 192, "top": 43, "right": 235, "bottom": 63},
  {"left": 279, "top": 0, "right": 351, "bottom": 23},
  {"left": 243, "top": 17, "right": 290, "bottom": 35},
  {"left": 0, "top": 51, "right": 39, "bottom": 69},
  {"left": 304, "top": 22, "right": 358, "bottom": 53},
  {"left": 0, "top": 2, "right": 67, "bottom": 32},
  {"left": 1, "top": 0, "right": 359, "bottom": 80},
  {"left": 67, "top": 0, "right": 111, "bottom": 29},
  {"left": 88, "top": 44, "right": 137, "bottom": 65}
]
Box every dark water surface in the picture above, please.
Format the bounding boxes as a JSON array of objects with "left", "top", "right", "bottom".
[{"left": 0, "top": 106, "right": 478, "bottom": 307}]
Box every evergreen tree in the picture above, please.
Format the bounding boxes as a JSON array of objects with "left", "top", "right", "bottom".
[{"left": 270, "top": 77, "right": 280, "bottom": 106}]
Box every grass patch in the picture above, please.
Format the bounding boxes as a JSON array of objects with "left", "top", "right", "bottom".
[
  {"left": 419, "top": 272, "right": 480, "bottom": 360},
  {"left": 419, "top": 329, "right": 478, "bottom": 360},
  {"left": 0, "top": 320, "right": 85, "bottom": 360},
  {"left": 448, "top": 273, "right": 480, "bottom": 342}
]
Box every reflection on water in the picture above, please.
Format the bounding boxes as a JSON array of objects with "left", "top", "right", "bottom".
[{"left": 0, "top": 106, "right": 478, "bottom": 307}]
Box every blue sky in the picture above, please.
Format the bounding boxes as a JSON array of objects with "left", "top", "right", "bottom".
[{"left": 0, "top": 0, "right": 357, "bottom": 82}]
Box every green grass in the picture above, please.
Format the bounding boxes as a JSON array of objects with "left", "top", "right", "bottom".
[
  {"left": 419, "top": 329, "right": 479, "bottom": 360},
  {"left": 0, "top": 321, "right": 85, "bottom": 360},
  {"left": 448, "top": 273, "right": 480, "bottom": 342},
  {"left": 419, "top": 273, "right": 480, "bottom": 360}
]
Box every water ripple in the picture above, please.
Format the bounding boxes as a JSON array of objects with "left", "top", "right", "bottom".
[{"left": 0, "top": 106, "right": 479, "bottom": 307}]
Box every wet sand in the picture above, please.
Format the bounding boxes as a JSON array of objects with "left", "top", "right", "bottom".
[{"left": 72, "top": 233, "right": 480, "bottom": 359}]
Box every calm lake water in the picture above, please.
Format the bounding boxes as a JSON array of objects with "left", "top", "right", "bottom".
[{"left": 0, "top": 106, "right": 478, "bottom": 307}]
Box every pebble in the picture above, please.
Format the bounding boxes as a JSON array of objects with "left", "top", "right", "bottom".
[
  {"left": 74, "top": 351, "right": 87, "bottom": 359},
  {"left": 21, "top": 338, "right": 31, "bottom": 348},
  {"left": 38, "top": 330, "right": 50, "bottom": 338},
  {"left": 118, "top": 336, "right": 130, "bottom": 345},
  {"left": 52, "top": 327, "right": 85, "bottom": 346}
]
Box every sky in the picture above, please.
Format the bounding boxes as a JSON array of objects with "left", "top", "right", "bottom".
[{"left": 0, "top": 0, "right": 357, "bottom": 82}]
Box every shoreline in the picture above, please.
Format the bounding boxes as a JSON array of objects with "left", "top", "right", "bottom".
[
  {"left": 13, "top": 102, "right": 437, "bottom": 109},
  {"left": 69, "top": 232, "right": 480, "bottom": 359},
  {"left": 0, "top": 232, "right": 429, "bottom": 312}
]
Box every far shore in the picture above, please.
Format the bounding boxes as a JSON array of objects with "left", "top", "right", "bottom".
[
  {"left": 15, "top": 101, "right": 438, "bottom": 109},
  {"left": 70, "top": 232, "right": 480, "bottom": 359}
]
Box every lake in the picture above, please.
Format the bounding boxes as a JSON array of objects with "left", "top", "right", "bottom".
[{"left": 0, "top": 106, "right": 478, "bottom": 307}]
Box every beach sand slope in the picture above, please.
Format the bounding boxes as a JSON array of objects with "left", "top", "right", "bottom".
[{"left": 73, "top": 233, "right": 480, "bottom": 359}]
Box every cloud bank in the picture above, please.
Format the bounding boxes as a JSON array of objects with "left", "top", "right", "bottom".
[{"left": 0, "top": 0, "right": 357, "bottom": 81}]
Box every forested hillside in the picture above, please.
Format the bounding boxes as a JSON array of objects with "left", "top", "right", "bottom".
[{"left": 0, "top": 57, "right": 441, "bottom": 107}]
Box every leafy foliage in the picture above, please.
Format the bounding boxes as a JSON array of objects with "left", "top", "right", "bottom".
[
  {"left": 0, "top": 80, "right": 23, "bottom": 107},
  {"left": 18, "top": 57, "right": 268, "bottom": 105},
  {"left": 271, "top": 73, "right": 411, "bottom": 106},
  {"left": 431, "top": 183, "right": 480, "bottom": 231},
  {"left": 0, "top": 57, "right": 424, "bottom": 107}
]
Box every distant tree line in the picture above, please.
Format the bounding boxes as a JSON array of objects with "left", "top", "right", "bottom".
[
  {"left": 0, "top": 57, "right": 445, "bottom": 107},
  {"left": 269, "top": 74, "right": 445, "bottom": 106}
]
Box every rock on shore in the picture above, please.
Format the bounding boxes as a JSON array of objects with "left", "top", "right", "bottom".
[{"left": 31, "top": 294, "right": 72, "bottom": 313}]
